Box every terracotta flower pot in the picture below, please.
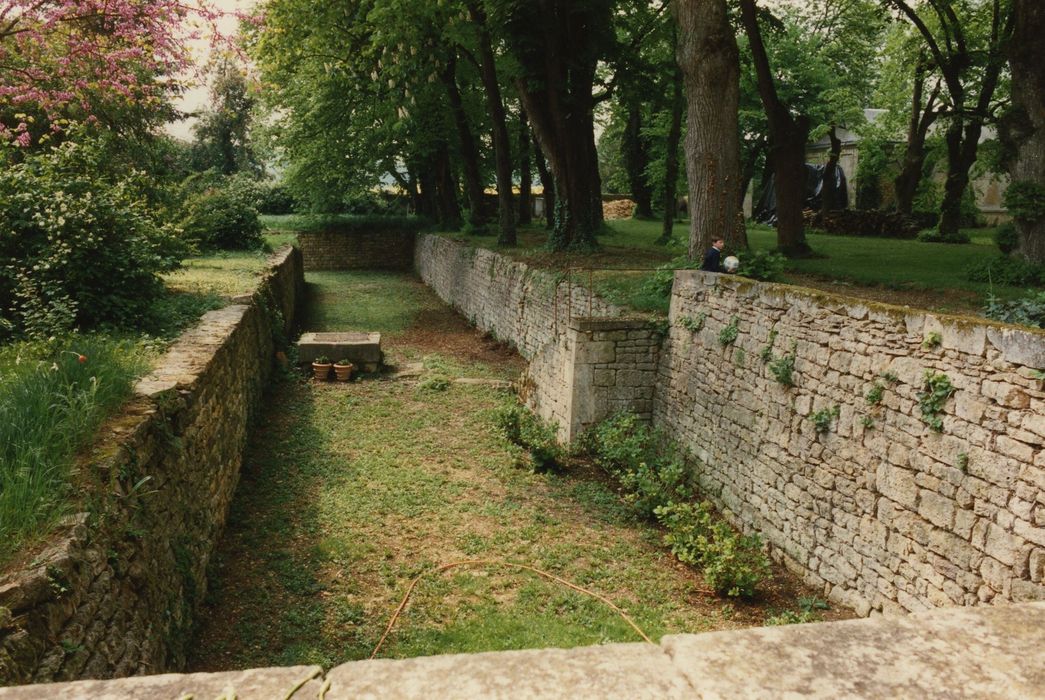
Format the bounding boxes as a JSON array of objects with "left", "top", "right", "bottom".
[
  {"left": 334, "top": 363, "right": 354, "bottom": 382},
  {"left": 312, "top": 362, "right": 332, "bottom": 381}
]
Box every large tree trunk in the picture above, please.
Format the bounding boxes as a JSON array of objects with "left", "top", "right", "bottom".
[
  {"left": 675, "top": 0, "right": 741, "bottom": 258},
  {"left": 739, "top": 0, "right": 810, "bottom": 257},
  {"left": 623, "top": 103, "right": 654, "bottom": 218},
  {"left": 658, "top": 59, "right": 685, "bottom": 245},
  {"left": 894, "top": 62, "right": 939, "bottom": 216},
  {"left": 441, "top": 54, "right": 488, "bottom": 231},
  {"left": 1007, "top": 0, "right": 1045, "bottom": 263},
  {"left": 534, "top": 137, "right": 555, "bottom": 230},
  {"left": 518, "top": 109, "right": 533, "bottom": 225},
  {"left": 468, "top": 3, "right": 517, "bottom": 246},
  {"left": 938, "top": 118, "right": 973, "bottom": 236},
  {"left": 506, "top": 0, "right": 608, "bottom": 251},
  {"left": 433, "top": 143, "right": 462, "bottom": 230},
  {"left": 820, "top": 126, "right": 843, "bottom": 213}
]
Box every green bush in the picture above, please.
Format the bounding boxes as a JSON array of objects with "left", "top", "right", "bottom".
[
  {"left": 916, "top": 228, "right": 971, "bottom": 244},
  {"left": 0, "top": 336, "right": 148, "bottom": 564},
  {"left": 638, "top": 256, "right": 700, "bottom": 307},
  {"left": 994, "top": 223, "right": 1019, "bottom": 255},
  {"left": 984, "top": 291, "right": 1045, "bottom": 329},
  {"left": 583, "top": 411, "right": 657, "bottom": 478},
  {"left": 257, "top": 182, "right": 299, "bottom": 215},
  {"left": 965, "top": 256, "right": 1045, "bottom": 287},
  {"left": 654, "top": 501, "right": 770, "bottom": 598},
  {"left": 495, "top": 403, "right": 563, "bottom": 472},
  {"left": 737, "top": 250, "right": 786, "bottom": 281},
  {"left": 0, "top": 139, "right": 185, "bottom": 339},
  {"left": 180, "top": 180, "right": 263, "bottom": 250}
]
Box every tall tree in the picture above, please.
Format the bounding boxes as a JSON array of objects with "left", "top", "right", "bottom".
[
  {"left": 622, "top": 102, "right": 656, "bottom": 218},
  {"left": 657, "top": 56, "right": 685, "bottom": 246},
  {"left": 739, "top": 0, "right": 811, "bottom": 257},
  {"left": 497, "top": 0, "right": 615, "bottom": 250},
  {"left": 885, "top": 0, "right": 1015, "bottom": 237},
  {"left": 466, "top": 1, "right": 516, "bottom": 245},
  {"left": 518, "top": 109, "right": 533, "bottom": 225},
  {"left": 1004, "top": 0, "right": 1045, "bottom": 263},
  {"left": 894, "top": 55, "right": 943, "bottom": 215},
  {"left": 441, "top": 52, "right": 489, "bottom": 231},
  {"left": 190, "top": 59, "right": 260, "bottom": 176}
]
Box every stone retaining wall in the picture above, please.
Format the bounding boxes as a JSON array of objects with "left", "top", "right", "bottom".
[
  {"left": 657, "top": 271, "right": 1045, "bottom": 615},
  {"left": 414, "top": 235, "right": 658, "bottom": 439},
  {"left": 299, "top": 230, "right": 415, "bottom": 271},
  {"left": 0, "top": 247, "right": 305, "bottom": 685}
]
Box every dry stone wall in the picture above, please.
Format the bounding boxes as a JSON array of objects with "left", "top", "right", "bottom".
[
  {"left": 656, "top": 271, "right": 1045, "bottom": 615},
  {"left": 414, "top": 235, "right": 658, "bottom": 439},
  {"left": 0, "top": 247, "right": 305, "bottom": 685},
  {"left": 299, "top": 230, "right": 415, "bottom": 271}
]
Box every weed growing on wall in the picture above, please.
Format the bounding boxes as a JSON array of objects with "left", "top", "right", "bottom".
[
  {"left": 678, "top": 313, "right": 706, "bottom": 333},
  {"left": 865, "top": 382, "right": 885, "bottom": 405},
  {"left": 718, "top": 316, "right": 740, "bottom": 347},
  {"left": 810, "top": 405, "right": 841, "bottom": 434},
  {"left": 922, "top": 332, "right": 943, "bottom": 350},
  {"left": 768, "top": 344, "right": 797, "bottom": 387},
  {"left": 918, "top": 371, "right": 956, "bottom": 432},
  {"left": 759, "top": 329, "right": 779, "bottom": 362}
]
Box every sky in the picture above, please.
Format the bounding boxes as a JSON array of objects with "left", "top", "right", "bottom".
[{"left": 167, "top": 0, "right": 256, "bottom": 141}]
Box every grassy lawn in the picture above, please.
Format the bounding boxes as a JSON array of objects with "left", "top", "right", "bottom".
[
  {"left": 450, "top": 219, "right": 1028, "bottom": 317},
  {"left": 189, "top": 271, "right": 850, "bottom": 671}
]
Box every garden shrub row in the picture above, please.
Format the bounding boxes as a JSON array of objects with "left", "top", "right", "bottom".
[
  {"left": 803, "top": 209, "right": 931, "bottom": 239},
  {"left": 581, "top": 411, "right": 771, "bottom": 598}
]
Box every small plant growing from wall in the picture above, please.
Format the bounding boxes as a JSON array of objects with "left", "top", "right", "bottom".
[
  {"left": 718, "top": 316, "right": 740, "bottom": 346},
  {"left": 917, "top": 371, "right": 956, "bottom": 433},
  {"left": 956, "top": 452, "right": 970, "bottom": 474},
  {"left": 865, "top": 382, "right": 885, "bottom": 405},
  {"left": 759, "top": 329, "right": 779, "bottom": 362},
  {"left": 734, "top": 348, "right": 747, "bottom": 368},
  {"left": 880, "top": 371, "right": 900, "bottom": 384},
  {"left": 678, "top": 313, "right": 707, "bottom": 332},
  {"left": 768, "top": 343, "right": 797, "bottom": 387},
  {"left": 923, "top": 332, "right": 943, "bottom": 350},
  {"left": 860, "top": 415, "right": 875, "bottom": 430},
  {"left": 810, "top": 405, "right": 841, "bottom": 434}
]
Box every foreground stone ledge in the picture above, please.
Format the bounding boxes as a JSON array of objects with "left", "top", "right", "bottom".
[{"left": 4, "top": 602, "right": 1042, "bottom": 699}]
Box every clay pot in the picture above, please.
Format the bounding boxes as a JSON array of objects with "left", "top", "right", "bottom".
[
  {"left": 312, "top": 362, "right": 332, "bottom": 380},
  {"left": 334, "top": 363, "right": 354, "bottom": 382}
]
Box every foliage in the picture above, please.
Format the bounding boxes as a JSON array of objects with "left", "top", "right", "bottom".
[
  {"left": 923, "top": 332, "right": 942, "bottom": 349},
  {"left": 994, "top": 224, "right": 1019, "bottom": 255},
  {"left": 917, "top": 371, "right": 956, "bottom": 432},
  {"left": 678, "top": 314, "right": 706, "bottom": 333},
  {"left": 765, "top": 597, "right": 830, "bottom": 626},
  {"left": 718, "top": 317, "right": 740, "bottom": 347},
  {"left": 737, "top": 250, "right": 786, "bottom": 281},
  {"left": 0, "top": 138, "right": 184, "bottom": 338},
  {"left": 965, "top": 255, "right": 1045, "bottom": 287},
  {"left": 583, "top": 412, "right": 657, "bottom": 478},
  {"left": 495, "top": 403, "right": 563, "bottom": 473},
  {"left": 1004, "top": 181, "right": 1045, "bottom": 224},
  {"left": 865, "top": 383, "right": 885, "bottom": 405},
  {"left": 759, "top": 330, "right": 778, "bottom": 363},
  {"left": 180, "top": 179, "right": 264, "bottom": 251},
  {"left": 768, "top": 347, "right": 796, "bottom": 387},
  {"left": 916, "top": 229, "right": 971, "bottom": 245},
  {"left": 189, "top": 59, "right": 261, "bottom": 176},
  {"left": 257, "top": 183, "right": 300, "bottom": 216},
  {"left": 984, "top": 292, "right": 1045, "bottom": 329},
  {"left": 654, "top": 501, "right": 770, "bottom": 598},
  {"left": 0, "top": 335, "right": 148, "bottom": 564},
  {"left": 810, "top": 405, "right": 841, "bottom": 434}
]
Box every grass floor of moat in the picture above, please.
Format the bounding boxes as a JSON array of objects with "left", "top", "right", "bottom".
[{"left": 187, "top": 270, "right": 853, "bottom": 671}]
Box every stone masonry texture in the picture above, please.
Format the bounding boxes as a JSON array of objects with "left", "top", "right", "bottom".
[
  {"left": 414, "top": 235, "right": 659, "bottom": 440},
  {"left": 3, "top": 601, "right": 1042, "bottom": 699},
  {"left": 0, "top": 247, "right": 305, "bottom": 685},
  {"left": 299, "top": 229, "right": 415, "bottom": 271},
  {"left": 657, "top": 271, "right": 1045, "bottom": 616}
]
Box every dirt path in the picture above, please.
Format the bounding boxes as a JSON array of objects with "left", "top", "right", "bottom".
[{"left": 188, "top": 271, "right": 851, "bottom": 671}]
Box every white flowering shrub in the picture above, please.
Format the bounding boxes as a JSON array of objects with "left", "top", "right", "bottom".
[{"left": 0, "top": 139, "right": 184, "bottom": 338}]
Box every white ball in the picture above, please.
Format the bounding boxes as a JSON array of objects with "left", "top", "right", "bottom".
[{"left": 723, "top": 255, "right": 740, "bottom": 273}]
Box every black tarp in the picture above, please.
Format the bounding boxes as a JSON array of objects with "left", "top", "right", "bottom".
[{"left": 754, "top": 163, "right": 849, "bottom": 225}]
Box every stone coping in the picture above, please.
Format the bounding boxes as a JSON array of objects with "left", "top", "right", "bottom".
[{"left": 4, "top": 602, "right": 1041, "bottom": 699}]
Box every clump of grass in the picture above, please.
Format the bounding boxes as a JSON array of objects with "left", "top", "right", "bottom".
[{"left": 0, "top": 336, "right": 147, "bottom": 564}]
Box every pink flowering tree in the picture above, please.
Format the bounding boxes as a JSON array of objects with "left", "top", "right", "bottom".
[{"left": 0, "top": 0, "right": 231, "bottom": 145}]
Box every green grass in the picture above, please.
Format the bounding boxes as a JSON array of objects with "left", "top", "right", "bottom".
[
  {"left": 189, "top": 271, "right": 842, "bottom": 671},
  {"left": 453, "top": 219, "right": 1027, "bottom": 316},
  {"left": 0, "top": 336, "right": 148, "bottom": 565}
]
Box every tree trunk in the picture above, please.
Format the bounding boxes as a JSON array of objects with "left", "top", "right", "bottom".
[
  {"left": 894, "top": 62, "right": 939, "bottom": 216},
  {"left": 740, "top": 0, "right": 810, "bottom": 257},
  {"left": 506, "top": 0, "right": 607, "bottom": 250},
  {"left": 433, "top": 143, "right": 462, "bottom": 230},
  {"left": 1007, "top": 0, "right": 1045, "bottom": 263},
  {"left": 820, "top": 126, "right": 842, "bottom": 213},
  {"left": 468, "top": 3, "right": 517, "bottom": 246},
  {"left": 675, "top": 0, "right": 742, "bottom": 259},
  {"left": 739, "top": 139, "right": 765, "bottom": 210},
  {"left": 534, "top": 138, "right": 555, "bottom": 230},
  {"left": 623, "top": 103, "right": 654, "bottom": 218},
  {"left": 441, "top": 53, "right": 488, "bottom": 231},
  {"left": 658, "top": 58, "right": 685, "bottom": 245},
  {"left": 518, "top": 108, "right": 533, "bottom": 225}
]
